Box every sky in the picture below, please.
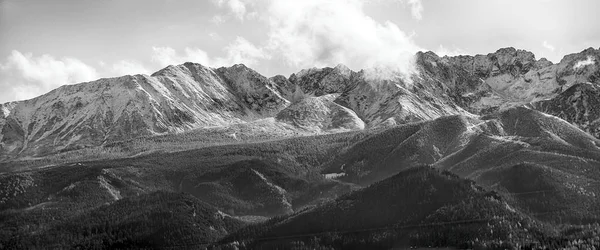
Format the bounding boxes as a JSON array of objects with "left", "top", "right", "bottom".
[{"left": 0, "top": 0, "right": 599, "bottom": 103}]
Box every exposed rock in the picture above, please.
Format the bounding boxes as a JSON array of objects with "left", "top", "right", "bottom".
[
  {"left": 276, "top": 94, "right": 364, "bottom": 132},
  {"left": 0, "top": 101, "right": 18, "bottom": 144},
  {"left": 416, "top": 47, "right": 600, "bottom": 115},
  {"left": 337, "top": 68, "right": 470, "bottom": 127},
  {"left": 287, "top": 64, "right": 355, "bottom": 98},
  {"left": 531, "top": 82, "right": 600, "bottom": 138},
  {"left": 215, "top": 64, "right": 289, "bottom": 117}
]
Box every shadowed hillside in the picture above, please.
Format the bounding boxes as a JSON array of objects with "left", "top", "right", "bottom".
[{"left": 218, "top": 167, "right": 553, "bottom": 249}]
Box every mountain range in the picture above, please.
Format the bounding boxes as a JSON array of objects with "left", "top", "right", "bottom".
[
  {"left": 1, "top": 47, "right": 600, "bottom": 249},
  {"left": 2, "top": 47, "right": 599, "bottom": 160}
]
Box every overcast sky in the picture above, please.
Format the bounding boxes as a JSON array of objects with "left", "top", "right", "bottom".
[{"left": 1, "top": 0, "right": 599, "bottom": 103}]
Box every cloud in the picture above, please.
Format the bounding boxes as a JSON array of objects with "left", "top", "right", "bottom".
[
  {"left": 211, "top": 0, "right": 250, "bottom": 21},
  {"left": 263, "top": 0, "right": 421, "bottom": 76},
  {"left": 435, "top": 45, "right": 467, "bottom": 57},
  {"left": 226, "top": 0, "right": 247, "bottom": 20},
  {"left": 208, "top": 32, "right": 222, "bottom": 41},
  {"left": 151, "top": 37, "right": 267, "bottom": 68},
  {"left": 405, "top": 0, "right": 423, "bottom": 20},
  {"left": 573, "top": 56, "right": 595, "bottom": 70},
  {"left": 151, "top": 46, "right": 212, "bottom": 67},
  {"left": 220, "top": 37, "right": 270, "bottom": 66},
  {"left": 0, "top": 50, "right": 98, "bottom": 102},
  {"left": 207, "top": 0, "right": 422, "bottom": 77},
  {"left": 110, "top": 60, "right": 150, "bottom": 76},
  {"left": 542, "top": 40, "right": 555, "bottom": 52},
  {"left": 210, "top": 14, "right": 226, "bottom": 25}
]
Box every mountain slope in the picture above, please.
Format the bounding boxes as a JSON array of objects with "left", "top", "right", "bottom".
[
  {"left": 0, "top": 63, "right": 289, "bottom": 158},
  {"left": 1, "top": 191, "right": 246, "bottom": 249},
  {"left": 219, "top": 167, "right": 548, "bottom": 249},
  {"left": 2, "top": 107, "right": 599, "bottom": 248},
  {"left": 531, "top": 82, "right": 600, "bottom": 139},
  {"left": 275, "top": 94, "right": 365, "bottom": 132},
  {"left": 0, "top": 102, "right": 17, "bottom": 144},
  {"left": 335, "top": 71, "right": 470, "bottom": 127},
  {"left": 318, "top": 106, "right": 600, "bottom": 222}
]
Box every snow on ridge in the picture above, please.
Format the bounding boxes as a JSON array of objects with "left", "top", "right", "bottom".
[
  {"left": 1, "top": 105, "right": 11, "bottom": 117},
  {"left": 324, "top": 172, "right": 346, "bottom": 179},
  {"left": 97, "top": 176, "right": 121, "bottom": 201},
  {"left": 538, "top": 110, "right": 591, "bottom": 133},
  {"left": 1, "top": 63, "right": 293, "bottom": 156},
  {"left": 216, "top": 210, "right": 232, "bottom": 219},
  {"left": 573, "top": 56, "right": 595, "bottom": 70},
  {"left": 251, "top": 169, "right": 292, "bottom": 208}
]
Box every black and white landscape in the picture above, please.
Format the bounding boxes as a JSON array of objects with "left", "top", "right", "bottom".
[
  {"left": 1, "top": 0, "right": 600, "bottom": 249},
  {"left": 1, "top": 47, "right": 600, "bottom": 249}
]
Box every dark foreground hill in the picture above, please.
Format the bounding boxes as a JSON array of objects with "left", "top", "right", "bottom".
[
  {"left": 216, "top": 167, "right": 598, "bottom": 249},
  {"left": 0, "top": 191, "right": 246, "bottom": 249}
]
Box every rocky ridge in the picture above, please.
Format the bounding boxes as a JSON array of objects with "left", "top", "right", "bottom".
[
  {"left": 1, "top": 47, "right": 599, "bottom": 159},
  {"left": 0, "top": 63, "right": 289, "bottom": 157}
]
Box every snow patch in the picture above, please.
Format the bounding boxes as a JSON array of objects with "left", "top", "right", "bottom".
[
  {"left": 215, "top": 210, "right": 232, "bottom": 219},
  {"left": 324, "top": 172, "right": 346, "bottom": 179},
  {"left": 228, "top": 133, "right": 237, "bottom": 140},
  {"left": 573, "top": 56, "right": 595, "bottom": 70},
  {"left": 504, "top": 202, "right": 517, "bottom": 213},
  {"left": 62, "top": 183, "right": 77, "bottom": 192},
  {"left": 539, "top": 111, "right": 593, "bottom": 134},
  {"left": 97, "top": 176, "right": 121, "bottom": 201},
  {"left": 488, "top": 135, "right": 530, "bottom": 147},
  {"left": 1, "top": 106, "right": 11, "bottom": 117},
  {"left": 251, "top": 169, "right": 292, "bottom": 208}
]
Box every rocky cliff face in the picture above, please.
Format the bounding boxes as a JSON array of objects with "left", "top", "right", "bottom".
[
  {"left": 270, "top": 64, "right": 356, "bottom": 103},
  {"left": 0, "top": 102, "right": 18, "bottom": 144},
  {"left": 335, "top": 71, "right": 469, "bottom": 127},
  {"left": 275, "top": 94, "right": 364, "bottom": 132},
  {"left": 531, "top": 82, "right": 600, "bottom": 138},
  {"left": 214, "top": 64, "right": 289, "bottom": 117},
  {"left": 416, "top": 47, "right": 600, "bottom": 115},
  {"left": 282, "top": 63, "right": 470, "bottom": 128}
]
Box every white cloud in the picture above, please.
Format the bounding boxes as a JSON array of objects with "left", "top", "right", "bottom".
[
  {"left": 405, "top": 0, "right": 423, "bottom": 20},
  {"left": 435, "top": 45, "right": 467, "bottom": 57},
  {"left": 110, "top": 60, "right": 150, "bottom": 76},
  {"left": 226, "top": 0, "right": 247, "bottom": 20},
  {"left": 542, "top": 40, "right": 555, "bottom": 52},
  {"left": 207, "top": 0, "right": 422, "bottom": 77},
  {"left": 210, "top": 14, "right": 226, "bottom": 25},
  {"left": 151, "top": 37, "right": 267, "bottom": 68},
  {"left": 573, "top": 56, "right": 595, "bottom": 70},
  {"left": 151, "top": 46, "right": 212, "bottom": 67},
  {"left": 211, "top": 0, "right": 250, "bottom": 21},
  {"left": 263, "top": 0, "right": 421, "bottom": 76},
  {"left": 0, "top": 50, "right": 98, "bottom": 102},
  {"left": 219, "top": 37, "right": 270, "bottom": 66},
  {"left": 208, "top": 32, "right": 222, "bottom": 41}
]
